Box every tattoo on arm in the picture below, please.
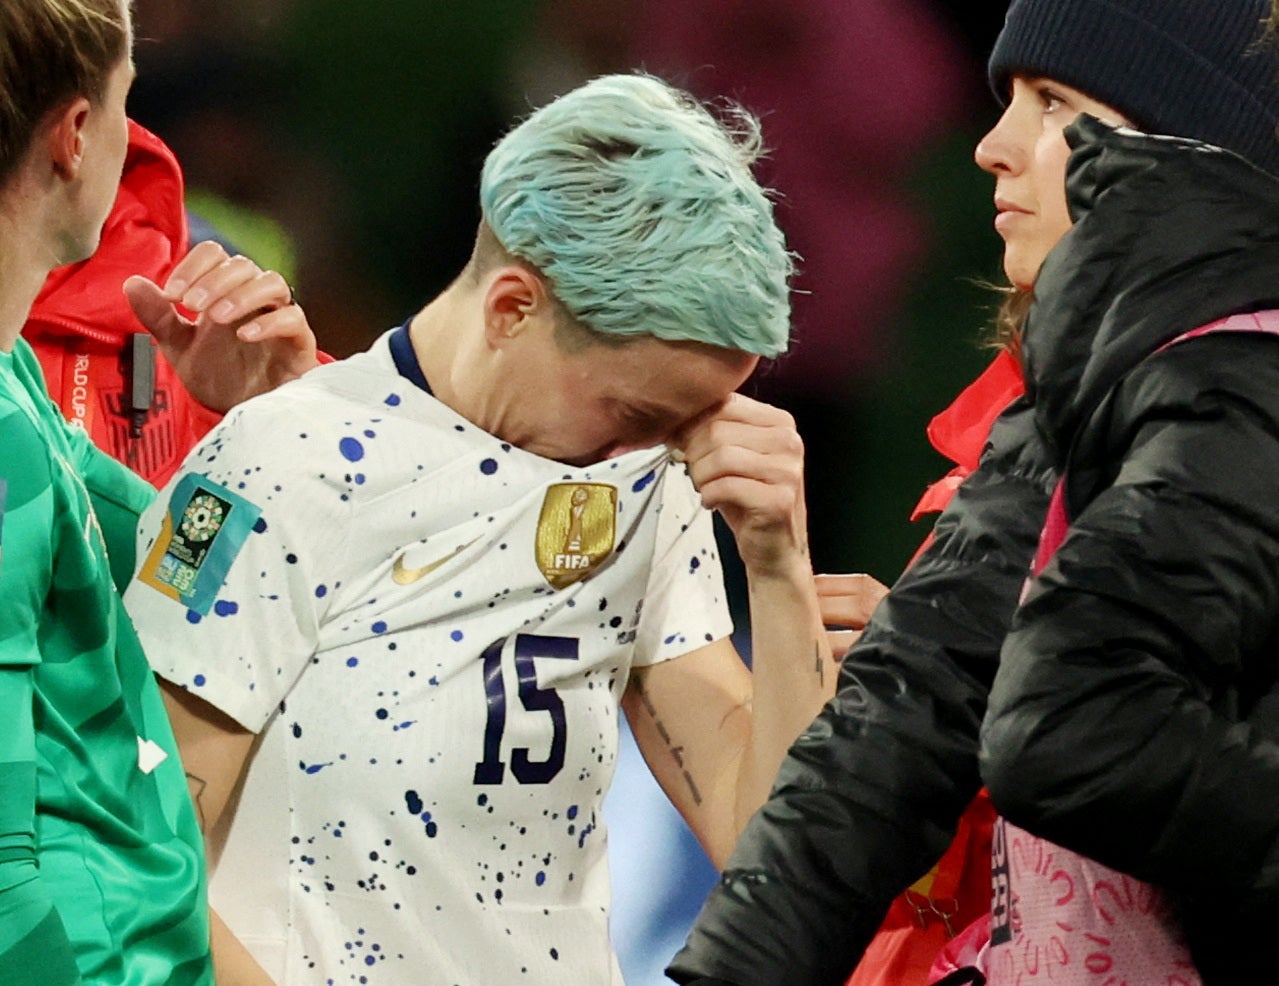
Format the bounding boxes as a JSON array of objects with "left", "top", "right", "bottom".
[
  {"left": 682, "top": 767, "right": 704, "bottom": 806},
  {"left": 186, "top": 772, "right": 209, "bottom": 831},
  {"left": 631, "top": 672, "right": 704, "bottom": 806},
  {"left": 814, "top": 640, "right": 824, "bottom": 687}
]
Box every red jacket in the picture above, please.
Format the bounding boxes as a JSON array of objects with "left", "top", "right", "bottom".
[{"left": 25, "top": 120, "right": 221, "bottom": 489}]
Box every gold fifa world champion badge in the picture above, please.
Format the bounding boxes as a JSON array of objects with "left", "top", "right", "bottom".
[{"left": 535, "top": 483, "right": 617, "bottom": 589}]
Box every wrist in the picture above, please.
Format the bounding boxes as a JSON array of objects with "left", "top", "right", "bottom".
[{"left": 742, "top": 543, "right": 812, "bottom": 584}]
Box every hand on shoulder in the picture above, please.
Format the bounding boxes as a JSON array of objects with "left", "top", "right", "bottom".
[{"left": 124, "top": 240, "right": 320, "bottom": 412}]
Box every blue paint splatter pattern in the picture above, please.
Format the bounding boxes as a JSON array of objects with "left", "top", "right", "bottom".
[{"left": 123, "top": 329, "right": 732, "bottom": 985}]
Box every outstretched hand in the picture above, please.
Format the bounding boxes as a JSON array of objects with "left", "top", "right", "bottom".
[
  {"left": 816, "top": 572, "right": 889, "bottom": 659},
  {"left": 671, "top": 392, "right": 809, "bottom": 579},
  {"left": 124, "top": 240, "right": 319, "bottom": 413}
]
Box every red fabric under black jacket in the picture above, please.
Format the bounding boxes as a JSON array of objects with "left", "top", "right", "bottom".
[
  {"left": 25, "top": 120, "right": 221, "bottom": 490},
  {"left": 848, "top": 350, "right": 1023, "bottom": 986}
]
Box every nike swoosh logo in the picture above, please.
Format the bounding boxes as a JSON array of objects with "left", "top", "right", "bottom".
[{"left": 392, "top": 537, "right": 480, "bottom": 585}]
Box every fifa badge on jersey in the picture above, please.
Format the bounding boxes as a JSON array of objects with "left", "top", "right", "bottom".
[
  {"left": 137, "top": 474, "right": 262, "bottom": 615},
  {"left": 535, "top": 482, "right": 617, "bottom": 589}
]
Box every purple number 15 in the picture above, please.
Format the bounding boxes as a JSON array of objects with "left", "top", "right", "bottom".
[{"left": 473, "top": 633, "right": 579, "bottom": 785}]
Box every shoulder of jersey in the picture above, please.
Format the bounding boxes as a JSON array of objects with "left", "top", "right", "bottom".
[{"left": 230, "top": 352, "right": 392, "bottom": 422}]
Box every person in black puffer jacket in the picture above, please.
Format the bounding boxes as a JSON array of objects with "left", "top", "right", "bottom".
[{"left": 668, "top": 1, "right": 1279, "bottom": 983}]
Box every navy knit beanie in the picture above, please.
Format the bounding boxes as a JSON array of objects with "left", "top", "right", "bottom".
[{"left": 988, "top": 0, "right": 1279, "bottom": 175}]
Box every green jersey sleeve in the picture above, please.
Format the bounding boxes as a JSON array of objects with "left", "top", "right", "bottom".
[{"left": 66, "top": 415, "right": 157, "bottom": 591}]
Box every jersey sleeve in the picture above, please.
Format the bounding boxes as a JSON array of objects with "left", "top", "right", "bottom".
[
  {"left": 124, "top": 404, "right": 350, "bottom": 732},
  {"left": 74, "top": 431, "right": 156, "bottom": 591},
  {"left": 23, "top": 341, "right": 155, "bottom": 591},
  {"left": 632, "top": 463, "right": 733, "bottom": 668},
  {"left": 65, "top": 415, "right": 155, "bottom": 511}
]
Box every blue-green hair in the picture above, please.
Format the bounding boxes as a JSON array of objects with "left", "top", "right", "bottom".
[{"left": 478, "top": 73, "right": 794, "bottom": 358}]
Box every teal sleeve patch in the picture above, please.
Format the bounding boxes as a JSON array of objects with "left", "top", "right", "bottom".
[{"left": 138, "top": 474, "right": 262, "bottom": 616}]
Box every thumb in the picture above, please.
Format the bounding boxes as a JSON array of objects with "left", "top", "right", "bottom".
[{"left": 123, "top": 274, "right": 183, "bottom": 343}]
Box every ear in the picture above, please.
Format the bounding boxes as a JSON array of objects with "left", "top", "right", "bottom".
[
  {"left": 481, "top": 264, "right": 552, "bottom": 349},
  {"left": 46, "top": 97, "right": 93, "bottom": 181}
]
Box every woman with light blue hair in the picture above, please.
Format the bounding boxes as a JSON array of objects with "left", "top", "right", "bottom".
[{"left": 134, "top": 72, "right": 862, "bottom": 986}]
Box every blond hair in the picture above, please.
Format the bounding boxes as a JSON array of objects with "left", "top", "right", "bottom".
[{"left": 0, "top": 0, "right": 130, "bottom": 183}]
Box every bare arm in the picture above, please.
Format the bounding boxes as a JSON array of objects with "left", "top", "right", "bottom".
[
  {"left": 208, "top": 909, "right": 276, "bottom": 986},
  {"left": 624, "top": 395, "right": 873, "bottom": 868},
  {"left": 158, "top": 678, "right": 274, "bottom": 986},
  {"left": 623, "top": 640, "right": 752, "bottom": 869}
]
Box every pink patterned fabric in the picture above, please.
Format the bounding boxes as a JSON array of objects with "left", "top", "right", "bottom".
[{"left": 987, "top": 820, "right": 1199, "bottom": 985}]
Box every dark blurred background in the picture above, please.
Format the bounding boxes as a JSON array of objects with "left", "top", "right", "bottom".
[{"left": 126, "top": 3, "right": 1013, "bottom": 981}]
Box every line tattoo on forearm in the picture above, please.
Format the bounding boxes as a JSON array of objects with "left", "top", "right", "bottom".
[{"left": 632, "top": 673, "right": 704, "bottom": 806}]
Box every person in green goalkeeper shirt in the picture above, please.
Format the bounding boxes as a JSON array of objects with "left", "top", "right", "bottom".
[{"left": 0, "top": 2, "right": 317, "bottom": 983}]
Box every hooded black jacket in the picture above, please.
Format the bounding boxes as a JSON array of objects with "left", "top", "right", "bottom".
[{"left": 669, "top": 117, "right": 1279, "bottom": 985}]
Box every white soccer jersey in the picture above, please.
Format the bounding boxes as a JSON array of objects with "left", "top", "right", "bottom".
[{"left": 125, "top": 327, "right": 732, "bottom": 986}]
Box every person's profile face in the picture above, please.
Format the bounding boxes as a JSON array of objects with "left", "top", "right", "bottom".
[
  {"left": 974, "top": 75, "right": 1128, "bottom": 289},
  {"left": 67, "top": 4, "right": 135, "bottom": 263}
]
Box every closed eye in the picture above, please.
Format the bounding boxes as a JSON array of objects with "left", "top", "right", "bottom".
[
  {"left": 609, "top": 401, "right": 682, "bottom": 445},
  {"left": 609, "top": 400, "right": 657, "bottom": 427}
]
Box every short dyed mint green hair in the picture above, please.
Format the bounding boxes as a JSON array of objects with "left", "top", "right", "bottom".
[{"left": 479, "top": 73, "right": 793, "bottom": 358}]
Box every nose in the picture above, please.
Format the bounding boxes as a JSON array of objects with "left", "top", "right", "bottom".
[{"left": 974, "top": 104, "right": 1022, "bottom": 177}]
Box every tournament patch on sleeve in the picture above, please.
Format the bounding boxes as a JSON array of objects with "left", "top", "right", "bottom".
[{"left": 137, "top": 474, "right": 262, "bottom": 616}]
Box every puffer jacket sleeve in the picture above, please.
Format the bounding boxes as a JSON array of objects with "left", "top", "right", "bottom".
[
  {"left": 668, "top": 397, "right": 1054, "bottom": 986},
  {"left": 981, "top": 334, "right": 1279, "bottom": 981}
]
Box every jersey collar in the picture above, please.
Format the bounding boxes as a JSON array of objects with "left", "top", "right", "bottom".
[{"left": 389, "top": 320, "right": 433, "bottom": 394}]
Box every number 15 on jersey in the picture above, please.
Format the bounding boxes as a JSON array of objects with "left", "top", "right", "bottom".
[{"left": 474, "top": 633, "right": 580, "bottom": 786}]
